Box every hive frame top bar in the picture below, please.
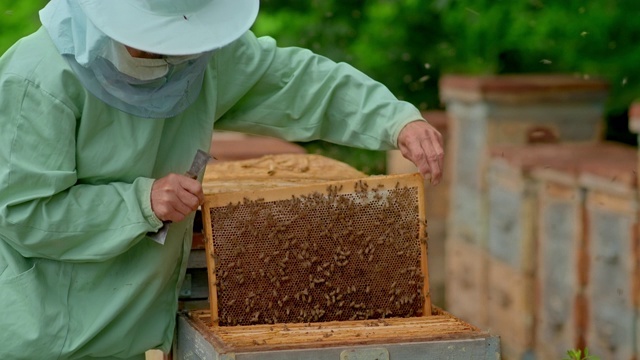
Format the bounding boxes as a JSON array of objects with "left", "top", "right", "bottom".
[
  {"left": 205, "top": 173, "right": 423, "bottom": 205},
  {"left": 201, "top": 173, "right": 430, "bottom": 326}
]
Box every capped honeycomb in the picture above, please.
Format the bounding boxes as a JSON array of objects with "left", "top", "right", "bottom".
[
  {"left": 202, "top": 153, "right": 366, "bottom": 194},
  {"left": 202, "top": 171, "right": 430, "bottom": 326}
]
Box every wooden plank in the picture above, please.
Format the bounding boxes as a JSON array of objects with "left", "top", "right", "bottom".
[
  {"left": 485, "top": 106, "right": 603, "bottom": 144},
  {"left": 445, "top": 104, "right": 489, "bottom": 249},
  {"left": 445, "top": 238, "right": 489, "bottom": 329},
  {"left": 576, "top": 143, "right": 638, "bottom": 360},
  {"left": 439, "top": 74, "right": 609, "bottom": 104},
  {"left": 487, "top": 257, "right": 535, "bottom": 359},
  {"left": 534, "top": 175, "right": 585, "bottom": 359},
  {"left": 486, "top": 158, "right": 537, "bottom": 274},
  {"left": 583, "top": 190, "right": 638, "bottom": 360},
  {"left": 201, "top": 195, "right": 220, "bottom": 324}
]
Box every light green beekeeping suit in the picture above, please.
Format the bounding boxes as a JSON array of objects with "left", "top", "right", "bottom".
[{"left": 0, "top": 28, "right": 423, "bottom": 359}]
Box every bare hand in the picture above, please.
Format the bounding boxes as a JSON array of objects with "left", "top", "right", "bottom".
[
  {"left": 151, "top": 173, "right": 204, "bottom": 222},
  {"left": 397, "top": 120, "right": 445, "bottom": 185}
]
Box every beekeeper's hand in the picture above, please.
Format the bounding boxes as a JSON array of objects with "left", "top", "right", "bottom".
[
  {"left": 151, "top": 174, "right": 204, "bottom": 222},
  {"left": 397, "top": 120, "right": 445, "bottom": 185}
]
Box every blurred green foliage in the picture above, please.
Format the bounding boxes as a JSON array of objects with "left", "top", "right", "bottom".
[
  {"left": 2, "top": 1, "right": 639, "bottom": 172},
  {"left": 0, "top": 0, "right": 46, "bottom": 54},
  {"left": 254, "top": 0, "right": 640, "bottom": 149},
  {"left": 432, "top": 0, "right": 640, "bottom": 144}
]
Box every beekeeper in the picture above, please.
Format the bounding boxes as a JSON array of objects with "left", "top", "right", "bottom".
[{"left": 0, "top": 0, "right": 444, "bottom": 358}]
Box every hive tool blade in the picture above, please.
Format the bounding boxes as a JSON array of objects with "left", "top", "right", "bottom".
[{"left": 147, "top": 149, "right": 212, "bottom": 244}]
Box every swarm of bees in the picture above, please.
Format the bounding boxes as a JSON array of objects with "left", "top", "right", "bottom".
[{"left": 209, "top": 179, "right": 428, "bottom": 326}]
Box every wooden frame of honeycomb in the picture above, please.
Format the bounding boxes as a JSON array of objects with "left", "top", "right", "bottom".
[{"left": 202, "top": 170, "right": 430, "bottom": 326}]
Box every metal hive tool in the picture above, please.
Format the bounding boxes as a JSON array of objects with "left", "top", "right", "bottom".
[{"left": 202, "top": 172, "right": 431, "bottom": 326}]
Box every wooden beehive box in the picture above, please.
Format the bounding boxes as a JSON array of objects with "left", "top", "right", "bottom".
[
  {"left": 184, "top": 154, "right": 500, "bottom": 358},
  {"left": 441, "top": 75, "right": 607, "bottom": 331},
  {"left": 486, "top": 143, "right": 618, "bottom": 359},
  {"left": 486, "top": 144, "right": 561, "bottom": 359},
  {"left": 176, "top": 307, "right": 500, "bottom": 359},
  {"left": 533, "top": 157, "right": 587, "bottom": 360},
  {"left": 578, "top": 144, "right": 637, "bottom": 360},
  {"left": 529, "top": 143, "right": 634, "bottom": 359}
]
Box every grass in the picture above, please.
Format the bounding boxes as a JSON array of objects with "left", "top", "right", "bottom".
[{"left": 563, "top": 348, "right": 600, "bottom": 360}]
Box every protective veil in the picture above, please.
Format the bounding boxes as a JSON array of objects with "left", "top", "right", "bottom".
[{"left": 40, "top": 0, "right": 213, "bottom": 118}]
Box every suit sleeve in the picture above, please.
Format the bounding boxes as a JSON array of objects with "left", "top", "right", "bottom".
[
  {"left": 213, "top": 31, "right": 424, "bottom": 150},
  {"left": 0, "top": 75, "right": 163, "bottom": 262}
]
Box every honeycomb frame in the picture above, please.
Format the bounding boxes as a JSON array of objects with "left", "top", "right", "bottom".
[{"left": 202, "top": 173, "right": 430, "bottom": 326}]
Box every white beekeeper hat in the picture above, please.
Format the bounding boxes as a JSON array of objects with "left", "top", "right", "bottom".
[{"left": 76, "top": 0, "right": 260, "bottom": 55}]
